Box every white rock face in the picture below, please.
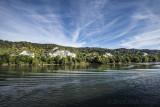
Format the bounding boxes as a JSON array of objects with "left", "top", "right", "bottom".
[
  {"left": 10, "top": 54, "right": 15, "bottom": 56},
  {"left": 19, "top": 51, "right": 34, "bottom": 58},
  {"left": 103, "top": 53, "right": 113, "bottom": 57},
  {"left": 22, "top": 47, "right": 26, "bottom": 49},
  {"left": 143, "top": 53, "right": 148, "bottom": 56},
  {"left": 49, "top": 50, "right": 76, "bottom": 58},
  {"left": 53, "top": 47, "right": 58, "bottom": 50}
]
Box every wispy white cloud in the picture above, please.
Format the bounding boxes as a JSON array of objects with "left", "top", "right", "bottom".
[
  {"left": 73, "top": 0, "right": 141, "bottom": 45},
  {"left": 121, "top": 30, "right": 160, "bottom": 49},
  {"left": 0, "top": 0, "right": 160, "bottom": 49},
  {"left": 120, "top": 5, "right": 160, "bottom": 49},
  {"left": 0, "top": 0, "right": 86, "bottom": 47},
  {"left": 80, "top": 18, "right": 119, "bottom": 41},
  {"left": 71, "top": 0, "right": 109, "bottom": 43}
]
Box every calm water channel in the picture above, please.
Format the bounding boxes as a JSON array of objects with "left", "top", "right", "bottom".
[{"left": 1, "top": 63, "right": 160, "bottom": 107}]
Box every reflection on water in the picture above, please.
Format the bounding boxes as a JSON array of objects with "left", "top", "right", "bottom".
[{"left": 0, "top": 63, "right": 160, "bottom": 107}]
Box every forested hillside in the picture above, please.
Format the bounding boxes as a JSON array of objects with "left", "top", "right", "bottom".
[{"left": 0, "top": 40, "right": 160, "bottom": 65}]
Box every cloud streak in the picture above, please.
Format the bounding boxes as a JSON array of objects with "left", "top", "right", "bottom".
[
  {"left": 121, "top": 30, "right": 160, "bottom": 49},
  {"left": 120, "top": 3, "right": 160, "bottom": 49},
  {"left": 0, "top": 0, "right": 160, "bottom": 49}
]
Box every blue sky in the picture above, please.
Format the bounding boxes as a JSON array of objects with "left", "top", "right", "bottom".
[{"left": 0, "top": 0, "right": 160, "bottom": 49}]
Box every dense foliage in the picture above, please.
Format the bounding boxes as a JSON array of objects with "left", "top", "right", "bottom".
[{"left": 0, "top": 40, "right": 160, "bottom": 65}]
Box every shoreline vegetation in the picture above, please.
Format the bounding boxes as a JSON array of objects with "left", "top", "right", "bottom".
[
  {"left": 0, "top": 62, "right": 132, "bottom": 66},
  {"left": 0, "top": 40, "right": 160, "bottom": 65},
  {"left": 0, "top": 62, "right": 159, "bottom": 66},
  {"left": 0, "top": 54, "right": 160, "bottom": 66}
]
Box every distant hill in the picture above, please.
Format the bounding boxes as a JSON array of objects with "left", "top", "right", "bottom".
[
  {"left": 0, "top": 40, "right": 160, "bottom": 56},
  {"left": 0, "top": 40, "right": 160, "bottom": 65}
]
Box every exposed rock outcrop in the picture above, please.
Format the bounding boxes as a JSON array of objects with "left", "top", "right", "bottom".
[
  {"left": 103, "top": 53, "right": 113, "bottom": 57},
  {"left": 53, "top": 47, "right": 58, "bottom": 50},
  {"left": 49, "top": 50, "right": 76, "bottom": 58},
  {"left": 143, "top": 53, "right": 148, "bottom": 56},
  {"left": 19, "top": 51, "right": 34, "bottom": 58}
]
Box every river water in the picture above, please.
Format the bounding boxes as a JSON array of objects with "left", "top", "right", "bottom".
[{"left": 1, "top": 63, "right": 160, "bottom": 107}]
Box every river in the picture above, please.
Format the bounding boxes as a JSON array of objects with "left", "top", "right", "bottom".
[{"left": 1, "top": 63, "right": 160, "bottom": 107}]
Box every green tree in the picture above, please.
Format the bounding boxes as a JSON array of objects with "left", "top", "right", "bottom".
[
  {"left": 32, "top": 58, "right": 39, "bottom": 64},
  {"left": 115, "top": 56, "right": 122, "bottom": 63},
  {"left": 133, "top": 56, "right": 140, "bottom": 63},
  {"left": 48, "top": 57, "right": 55, "bottom": 64},
  {"left": 72, "top": 58, "right": 77, "bottom": 64},
  {"left": 94, "top": 56, "right": 102, "bottom": 63},
  {"left": 152, "top": 56, "right": 159, "bottom": 62},
  {"left": 125, "top": 56, "right": 131, "bottom": 63},
  {"left": 76, "top": 57, "right": 82, "bottom": 63},
  {"left": 109, "top": 57, "right": 115, "bottom": 63},
  {"left": 142, "top": 56, "right": 149, "bottom": 62},
  {"left": 9, "top": 56, "right": 16, "bottom": 64},
  {"left": 67, "top": 56, "right": 73, "bottom": 64},
  {"left": 0, "top": 57, "right": 2, "bottom": 64},
  {"left": 54, "top": 55, "right": 61, "bottom": 64},
  {"left": 102, "top": 57, "right": 110, "bottom": 63},
  {"left": 60, "top": 57, "right": 68, "bottom": 64},
  {"left": 0, "top": 54, "right": 9, "bottom": 64}
]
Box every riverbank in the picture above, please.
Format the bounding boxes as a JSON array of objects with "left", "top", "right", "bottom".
[
  {"left": 1, "top": 62, "right": 159, "bottom": 67},
  {"left": 0, "top": 62, "right": 91, "bottom": 66}
]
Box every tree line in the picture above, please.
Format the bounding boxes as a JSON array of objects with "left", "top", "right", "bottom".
[
  {"left": 0, "top": 54, "right": 160, "bottom": 65},
  {"left": 0, "top": 40, "right": 160, "bottom": 65},
  {"left": 1, "top": 40, "right": 160, "bottom": 57}
]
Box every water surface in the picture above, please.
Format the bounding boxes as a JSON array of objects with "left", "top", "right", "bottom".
[{"left": 1, "top": 63, "right": 160, "bottom": 107}]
